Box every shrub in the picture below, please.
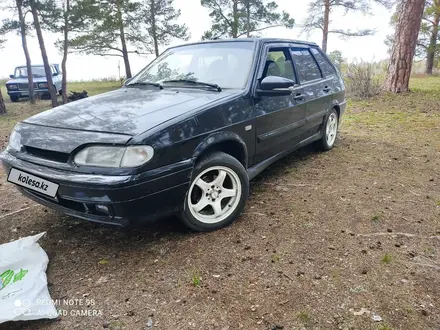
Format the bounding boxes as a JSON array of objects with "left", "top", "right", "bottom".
[{"left": 344, "top": 61, "right": 382, "bottom": 99}]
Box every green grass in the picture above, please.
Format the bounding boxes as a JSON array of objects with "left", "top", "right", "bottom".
[
  {"left": 381, "top": 253, "right": 393, "bottom": 264},
  {"left": 297, "top": 311, "right": 311, "bottom": 323},
  {"left": 190, "top": 270, "right": 201, "bottom": 287},
  {"left": 378, "top": 325, "right": 393, "bottom": 330},
  {"left": 371, "top": 214, "right": 381, "bottom": 223}
]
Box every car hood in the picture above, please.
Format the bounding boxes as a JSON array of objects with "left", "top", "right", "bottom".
[
  {"left": 7, "top": 77, "right": 48, "bottom": 84},
  {"left": 24, "top": 87, "right": 238, "bottom": 135}
]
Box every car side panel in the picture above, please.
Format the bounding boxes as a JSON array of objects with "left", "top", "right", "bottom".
[{"left": 132, "top": 95, "right": 257, "bottom": 169}]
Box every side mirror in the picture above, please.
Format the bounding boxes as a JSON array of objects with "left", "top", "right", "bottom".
[
  {"left": 9, "top": 74, "right": 14, "bottom": 79},
  {"left": 124, "top": 77, "right": 133, "bottom": 85},
  {"left": 53, "top": 72, "right": 59, "bottom": 77},
  {"left": 256, "top": 76, "right": 295, "bottom": 96}
]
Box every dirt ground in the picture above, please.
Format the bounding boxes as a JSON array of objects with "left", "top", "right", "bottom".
[{"left": 0, "top": 78, "right": 439, "bottom": 330}]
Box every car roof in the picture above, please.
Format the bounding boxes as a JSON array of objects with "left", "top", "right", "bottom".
[{"left": 171, "top": 38, "right": 318, "bottom": 49}]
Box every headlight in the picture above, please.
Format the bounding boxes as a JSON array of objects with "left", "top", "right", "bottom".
[
  {"left": 74, "top": 145, "right": 154, "bottom": 168},
  {"left": 38, "top": 82, "right": 48, "bottom": 88},
  {"left": 8, "top": 129, "right": 22, "bottom": 151},
  {"left": 7, "top": 84, "right": 18, "bottom": 90}
]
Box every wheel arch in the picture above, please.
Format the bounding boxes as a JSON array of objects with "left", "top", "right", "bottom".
[
  {"left": 193, "top": 132, "right": 248, "bottom": 169},
  {"left": 330, "top": 100, "right": 341, "bottom": 118}
]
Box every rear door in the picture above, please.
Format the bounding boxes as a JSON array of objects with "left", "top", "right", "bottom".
[
  {"left": 290, "top": 46, "right": 330, "bottom": 136},
  {"left": 253, "top": 44, "right": 307, "bottom": 164}
]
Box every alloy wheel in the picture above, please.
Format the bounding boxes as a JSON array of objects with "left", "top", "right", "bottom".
[
  {"left": 188, "top": 166, "right": 242, "bottom": 224},
  {"left": 326, "top": 112, "right": 338, "bottom": 147}
]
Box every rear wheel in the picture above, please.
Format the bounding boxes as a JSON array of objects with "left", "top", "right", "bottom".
[
  {"left": 10, "top": 95, "right": 19, "bottom": 102},
  {"left": 180, "top": 152, "right": 249, "bottom": 232},
  {"left": 317, "top": 108, "right": 338, "bottom": 151}
]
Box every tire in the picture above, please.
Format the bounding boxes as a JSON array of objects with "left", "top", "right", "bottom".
[
  {"left": 180, "top": 151, "right": 249, "bottom": 232},
  {"left": 10, "top": 95, "right": 19, "bottom": 102},
  {"left": 58, "top": 89, "right": 63, "bottom": 96},
  {"left": 317, "top": 108, "right": 339, "bottom": 151}
]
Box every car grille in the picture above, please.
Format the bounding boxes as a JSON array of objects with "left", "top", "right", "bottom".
[
  {"left": 24, "top": 146, "right": 70, "bottom": 163},
  {"left": 18, "top": 83, "right": 38, "bottom": 90}
]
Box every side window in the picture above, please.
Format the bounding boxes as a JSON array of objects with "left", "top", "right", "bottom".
[
  {"left": 262, "top": 48, "right": 297, "bottom": 83},
  {"left": 290, "top": 48, "right": 322, "bottom": 83},
  {"left": 310, "top": 48, "right": 336, "bottom": 77}
]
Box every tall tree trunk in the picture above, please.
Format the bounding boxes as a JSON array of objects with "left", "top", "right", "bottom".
[
  {"left": 0, "top": 89, "right": 6, "bottom": 115},
  {"left": 322, "top": 0, "right": 330, "bottom": 53},
  {"left": 29, "top": 0, "right": 58, "bottom": 107},
  {"left": 425, "top": 2, "right": 440, "bottom": 74},
  {"left": 384, "top": 0, "right": 425, "bottom": 93},
  {"left": 246, "top": 0, "right": 250, "bottom": 37},
  {"left": 16, "top": 0, "right": 35, "bottom": 104},
  {"left": 150, "top": 0, "right": 159, "bottom": 57},
  {"left": 61, "top": 0, "right": 70, "bottom": 104},
  {"left": 116, "top": 0, "right": 132, "bottom": 78},
  {"left": 232, "top": 0, "right": 239, "bottom": 38}
]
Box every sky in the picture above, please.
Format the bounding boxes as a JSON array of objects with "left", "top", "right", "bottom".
[{"left": 0, "top": 0, "right": 394, "bottom": 81}]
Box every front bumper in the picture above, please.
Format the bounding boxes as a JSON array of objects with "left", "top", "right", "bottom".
[
  {"left": 0, "top": 151, "right": 192, "bottom": 227},
  {"left": 8, "top": 89, "right": 51, "bottom": 98}
]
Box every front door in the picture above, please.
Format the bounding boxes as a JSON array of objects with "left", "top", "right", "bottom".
[{"left": 253, "top": 45, "right": 307, "bottom": 164}]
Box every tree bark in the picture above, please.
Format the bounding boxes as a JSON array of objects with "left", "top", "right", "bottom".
[
  {"left": 29, "top": 0, "right": 58, "bottom": 107},
  {"left": 246, "top": 0, "right": 250, "bottom": 37},
  {"left": 150, "top": 0, "right": 159, "bottom": 57},
  {"left": 61, "top": 0, "right": 70, "bottom": 104},
  {"left": 116, "top": 0, "right": 132, "bottom": 78},
  {"left": 232, "top": 0, "right": 239, "bottom": 38},
  {"left": 322, "top": 0, "right": 330, "bottom": 53},
  {"left": 0, "top": 89, "right": 6, "bottom": 115},
  {"left": 384, "top": 0, "right": 425, "bottom": 93},
  {"left": 425, "top": 1, "right": 440, "bottom": 74},
  {"left": 16, "top": 0, "right": 35, "bottom": 104}
]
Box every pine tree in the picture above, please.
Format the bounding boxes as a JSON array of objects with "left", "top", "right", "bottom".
[
  {"left": 302, "top": 0, "right": 392, "bottom": 53},
  {"left": 0, "top": 0, "right": 36, "bottom": 104},
  {"left": 143, "top": 0, "right": 189, "bottom": 57},
  {"left": 69, "top": 0, "right": 150, "bottom": 78},
  {"left": 201, "top": 0, "right": 294, "bottom": 39},
  {"left": 384, "top": 0, "right": 426, "bottom": 93},
  {"left": 418, "top": 0, "right": 440, "bottom": 74},
  {"left": 29, "top": 0, "right": 58, "bottom": 107}
]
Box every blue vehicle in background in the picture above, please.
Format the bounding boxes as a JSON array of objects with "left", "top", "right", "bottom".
[{"left": 5, "top": 64, "right": 62, "bottom": 102}]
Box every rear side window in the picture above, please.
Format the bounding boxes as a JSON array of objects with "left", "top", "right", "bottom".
[
  {"left": 310, "top": 48, "right": 336, "bottom": 77},
  {"left": 290, "top": 48, "right": 321, "bottom": 83}
]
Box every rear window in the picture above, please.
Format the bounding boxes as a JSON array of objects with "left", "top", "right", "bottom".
[
  {"left": 290, "top": 48, "right": 321, "bottom": 83},
  {"left": 310, "top": 48, "right": 336, "bottom": 77}
]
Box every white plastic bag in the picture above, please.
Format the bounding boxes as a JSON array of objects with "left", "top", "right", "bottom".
[{"left": 0, "top": 232, "right": 57, "bottom": 324}]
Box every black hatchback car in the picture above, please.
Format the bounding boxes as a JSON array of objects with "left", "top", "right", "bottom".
[{"left": 0, "top": 38, "right": 346, "bottom": 231}]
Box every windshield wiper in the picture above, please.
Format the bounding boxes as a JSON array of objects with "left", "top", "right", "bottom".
[
  {"left": 162, "top": 79, "right": 222, "bottom": 92},
  {"left": 126, "top": 82, "right": 163, "bottom": 89}
]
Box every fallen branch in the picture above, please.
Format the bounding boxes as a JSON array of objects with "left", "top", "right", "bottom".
[
  {"left": 357, "top": 232, "right": 440, "bottom": 240},
  {"left": 409, "top": 262, "right": 440, "bottom": 271},
  {"left": 357, "top": 232, "right": 417, "bottom": 238},
  {"left": 0, "top": 207, "right": 32, "bottom": 221},
  {"left": 283, "top": 273, "right": 294, "bottom": 281}
]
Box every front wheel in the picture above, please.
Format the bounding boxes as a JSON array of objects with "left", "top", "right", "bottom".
[
  {"left": 180, "top": 151, "right": 249, "bottom": 232},
  {"left": 318, "top": 109, "right": 339, "bottom": 151}
]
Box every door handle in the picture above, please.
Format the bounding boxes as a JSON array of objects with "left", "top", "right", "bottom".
[
  {"left": 323, "top": 86, "right": 332, "bottom": 92},
  {"left": 294, "top": 93, "right": 305, "bottom": 100}
]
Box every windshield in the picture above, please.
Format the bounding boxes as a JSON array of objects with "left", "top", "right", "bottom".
[
  {"left": 130, "top": 42, "right": 255, "bottom": 89},
  {"left": 14, "top": 66, "right": 46, "bottom": 78}
]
